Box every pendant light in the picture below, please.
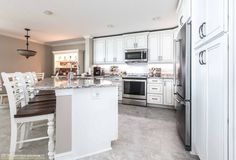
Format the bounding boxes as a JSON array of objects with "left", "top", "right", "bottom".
[{"left": 17, "top": 28, "right": 37, "bottom": 59}]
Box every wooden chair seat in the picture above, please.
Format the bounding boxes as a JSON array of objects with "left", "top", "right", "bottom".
[
  {"left": 28, "top": 101, "right": 56, "bottom": 106},
  {"left": 29, "top": 95, "right": 56, "bottom": 104},
  {"left": 15, "top": 104, "right": 55, "bottom": 118},
  {"left": 36, "top": 90, "right": 55, "bottom": 96}
]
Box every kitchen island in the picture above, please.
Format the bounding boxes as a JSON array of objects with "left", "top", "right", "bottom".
[{"left": 35, "top": 77, "right": 118, "bottom": 160}]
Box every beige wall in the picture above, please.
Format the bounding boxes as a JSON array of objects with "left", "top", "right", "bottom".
[
  {"left": 52, "top": 43, "right": 85, "bottom": 73},
  {"left": 0, "top": 34, "right": 53, "bottom": 77}
]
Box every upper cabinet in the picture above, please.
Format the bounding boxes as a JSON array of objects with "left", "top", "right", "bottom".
[
  {"left": 148, "top": 30, "right": 174, "bottom": 63},
  {"left": 123, "top": 33, "right": 148, "bottom": 50},
  {"left": 192, "top": 0, "right": 228, "bottom": 48},
  {"left": 177, "top": 0, "right": 192, "bottom": 28},
  {"left": 94, "top": 38, "right": 106, "bottom": 64},
  {"left": 93, "top": 30, "right": 175, "bottom": 64},
  {"left": 93, "top": 36, "right": 124, "bottom": 64}
]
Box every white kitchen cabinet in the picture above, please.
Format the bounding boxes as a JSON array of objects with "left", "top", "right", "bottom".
[
  {"left": 147, "top": 78, "right": 174, "bottom": 106},
  {"left": 94, "top": 36, "right": 124, "bottom": 64},
  {"left": 177, "top": 0, "right": 191, "bottom": 27},
  {"left": 148, "top": 32, "right": 161, "bottom": 62},
  {"left": 148, "top": 31, "right": 174, "bottom": 62},
  {"left": 147, "top": 84, "right": 163, "bottom": 94},
  {"left": 147, "top": 94, "right": 163, "bottom": 104},
  {"left": 160, "top": 31, "right": 174, "bottom": 62},
  {"left": 194, "top": 47, "right": 207, "bottom": 160},
  {"left": 114, "top": 36, "right": 124, "bottom": 63},
  {"left": 163, "top": 79, "right": 174, "bottom": 105},
  {"left": 105, "top": 38, "right": 115, "bottom": 63},
  {"left": 192, "top": 0, "right": 228, "bottom": 48},
  {"left": 193, "top": 35, "right": 228, "bottom": 160},
  {"left": 123, "top": 33, "right": 148, "bottom": 50},
  {"left": 94, "top": 39, "right": 106, "bottom": 64}
]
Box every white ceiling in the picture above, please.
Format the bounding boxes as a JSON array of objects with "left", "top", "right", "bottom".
[{"left": 0, "top": 0, "right": 179, "bottom": 43}]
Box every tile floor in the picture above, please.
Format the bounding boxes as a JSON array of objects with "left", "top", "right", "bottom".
[{"left": 0, "top": 104, "right": 198, "bottom": 160}]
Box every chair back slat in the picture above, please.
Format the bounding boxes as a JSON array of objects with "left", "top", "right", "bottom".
[{"left": 1, "top": 73, "right": 26, "bottom": 118}]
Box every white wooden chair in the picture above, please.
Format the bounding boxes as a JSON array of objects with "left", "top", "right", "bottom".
[{"left": 1, "top": 72, "right": 55, "bottom": 160}]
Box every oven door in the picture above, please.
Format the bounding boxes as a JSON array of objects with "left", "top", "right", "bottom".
[
  {"left": 125, "top": 50, "right": 147, "bottom": 62},
  {"left": 123, "top": 79, "right": 146, "bottom": 99}
]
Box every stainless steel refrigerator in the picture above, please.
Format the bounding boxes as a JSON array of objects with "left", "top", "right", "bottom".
[{"left": 174, "top": 22, "right": 191, "bottom": 151}]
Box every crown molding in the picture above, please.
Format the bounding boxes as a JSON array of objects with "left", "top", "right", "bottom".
[
  {"left": 0, "top": 32, "right": 45, "bottom": 45},
  {"left": 46, "top": 40, "right": 85, "bottom": 47}
]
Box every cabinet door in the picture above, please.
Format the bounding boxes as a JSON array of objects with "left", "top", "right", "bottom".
[
  {"left": 94, "top": 39, "right": 106, "bottom": 64},
  {"left": 147, "top": 94, "right": 163, "bottom": 104},
  {"left": 206, "top": 0, "right": 227, "bottom": 41},
  {"left": 194, "top": 48, "right": 207, "bottom": 160},
  {"left": 160, "top": 31, "right": 174, "bottom": 62},
  {"left": 163, "top": 79, "right": 174, "bottom": 105},
  {"left": 177, "top": 0, "right": 191, "bottom": 27},
  {"left": 205, "top": 35, "right": 228, "bottom": 160},
  {"left": 148, "top": 32, "right": 161, "bottom": 62},
  {"left": 192, "top": 0, "right": 206, "bottom": 47},
  {"left": 124, "top": 35, "right": 136, "bottom": 50},
  {"left": 136, "top": 34, "right": 148, "bottom": 49},
  {"left": 105, "top": 38, "right": 115, "bottom": 63},
  {"left": 147, "top": 84, "right": 163, "bottom": 94},
  {"left": 114, "top": 37, "right": 124, "bottom": 63}
]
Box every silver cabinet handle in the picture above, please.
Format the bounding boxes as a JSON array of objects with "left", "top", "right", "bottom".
[
  {"left": 199, "top": 51, "right": 203, "bottom": 65},
  {"left": 201, "top": 22, "right": 206, "bottom": 38},
  {"left": 201, "top": 50, "right": 206, "bottom": 65},
  {"left": 199, "top": 50, "right": 206, "bottom": 65}
]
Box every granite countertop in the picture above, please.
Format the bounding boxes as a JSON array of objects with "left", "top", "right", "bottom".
[
  {"left": 35, "top": 77, "right": 116, "bottom": 90},
  {"left": 148, "top": 76, "right": 174, "bottom": 79}
]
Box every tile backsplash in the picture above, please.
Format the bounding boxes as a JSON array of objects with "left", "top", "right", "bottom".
[{"left": 96, "top": 63, "right": 174, "bottom": 75}]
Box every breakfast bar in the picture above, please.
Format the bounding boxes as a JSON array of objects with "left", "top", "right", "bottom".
[{"left": 35, "top": 78, "right": 118, "bottom": 160}]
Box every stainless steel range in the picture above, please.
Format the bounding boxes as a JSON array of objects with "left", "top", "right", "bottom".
[{"left": 122, "top": 74, "right": 147, "bottom": 106}]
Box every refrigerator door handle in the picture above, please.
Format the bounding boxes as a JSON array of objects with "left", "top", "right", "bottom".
[{"left": 174, "top": 39, "right": 182, "bottom": 87}]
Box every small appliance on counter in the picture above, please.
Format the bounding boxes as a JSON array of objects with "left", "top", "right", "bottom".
[
  {"left": 149, "top": 67, "right": 161, "bottom": 77},
  {"left": 93, "top": 66, "right": 101, "bottom": 76}
]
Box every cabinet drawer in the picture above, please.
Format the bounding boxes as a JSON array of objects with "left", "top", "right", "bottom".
[
  {"left": 148, "top": 79, "right": 163, "bottom": 84},
  {"left": 147, "top": 84, "right": 163, "bottom": 94},
  {"left": 147, "top": 94, "right": 163, "bottom": 104}
]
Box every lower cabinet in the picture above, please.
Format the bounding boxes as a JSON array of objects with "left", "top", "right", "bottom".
[
  {"left": 106, "top": 77, "right": 123, "bottom": 101},
  {"left": 193, "top": 35, "right": 228, "bottom": 160},
  {"left": 163, "top": 79, "right": 174, "bottom": 105},
  {"left": 147, "top": 94, "right": 163, "bottom": 104},
  {"left": 147, "top": 78, "right": 174, "bottom": 106}
]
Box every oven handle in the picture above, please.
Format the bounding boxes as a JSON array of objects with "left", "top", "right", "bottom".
[{"left": 123, "top": 79, "right": 147, "bottom": 82}]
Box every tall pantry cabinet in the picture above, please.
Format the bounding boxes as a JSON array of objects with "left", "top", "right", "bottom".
[{"left": 192, "top": 0, "right": 229, "bottom": 159}]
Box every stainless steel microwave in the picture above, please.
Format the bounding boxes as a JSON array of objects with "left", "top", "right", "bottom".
[{"left": 124, "top": 49, "right": 148, "bottom": 63}]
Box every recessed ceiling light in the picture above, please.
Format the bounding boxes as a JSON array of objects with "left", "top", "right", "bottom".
[
  {"left": 43, "top": 10, "right": 54, "bottom": 15},
  {"left": 152, "top": 17, "right": 161, "bottom": 21},
  {"left": 107, "top": 24, "right": 114, "bottom": 28}
]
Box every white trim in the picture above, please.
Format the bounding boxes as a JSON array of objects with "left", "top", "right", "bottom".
[
  {"left": 48, "top": 40, "right": 85, "bottom": 47},
  {"left": 55, "top": 151, "right": 73, "bottom": 160},
  {"left": 0, "top": 32, "right": 45, "bottom": 45},
  {"left": 176, "top": 0, "right": 183, "bottom": 13},
  {"left": 52, "top": 49, "right": 79, "bottom": 55},
  {"left": 229, "top": 0, "right": 235, "bottom": 159},
  {"left": 76, "top": 147, "right": 112, "bottom": 160},
  {"left": 55, "top": 148, "right": 112, "bottom": 160}
]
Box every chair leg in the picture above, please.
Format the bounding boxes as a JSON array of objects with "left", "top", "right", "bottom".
[
  {"left": 10, "top": 121, "right": 17, "bottom": 155},
  {"left": 47, "top": 115, "right": 54, "bottom": 160},
  {"left": 19, "top": 123, "right": 26, "bottom": 149}
]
